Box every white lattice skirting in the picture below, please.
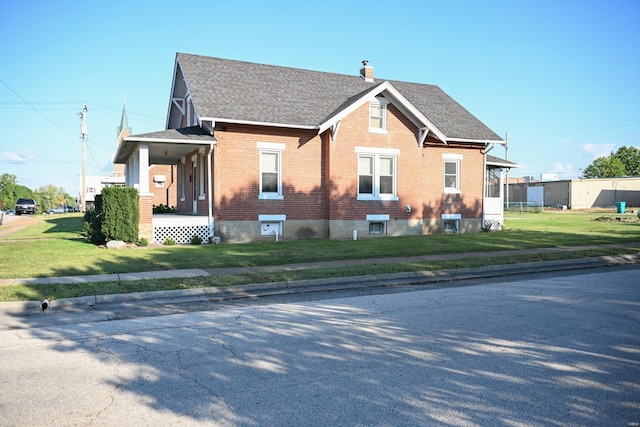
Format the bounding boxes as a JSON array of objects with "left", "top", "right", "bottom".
[
  {"left": 153, "top": 215, "right": 211, "bottom": 244},
  {"left": 484, "top": 219, "right": 503, "bottom": 231},
  {"left": 154, "top": 225, "right": 210, "bottom": 244}
]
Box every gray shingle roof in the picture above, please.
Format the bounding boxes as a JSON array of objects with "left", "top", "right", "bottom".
[{"left": 175, "top": 53, "right": 502, "bottom": 142}]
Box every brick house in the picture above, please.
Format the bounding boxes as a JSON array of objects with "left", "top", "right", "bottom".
[{"left": 114, "top": 53, "right": 516, "bottom": 243}]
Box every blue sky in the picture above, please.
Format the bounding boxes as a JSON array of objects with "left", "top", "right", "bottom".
[{"left": 1, "top": 0, "right": 639, "bottom": 197}]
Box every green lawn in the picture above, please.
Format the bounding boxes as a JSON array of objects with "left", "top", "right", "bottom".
[{"left": 0, "top": 209, "right": 639, "bottom": 302}]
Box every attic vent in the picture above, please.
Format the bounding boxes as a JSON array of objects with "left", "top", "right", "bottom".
[{"left": 360, "top": 60, "right": 374, "bottom": 82}]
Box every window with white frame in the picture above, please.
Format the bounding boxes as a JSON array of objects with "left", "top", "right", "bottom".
[
  {"left": 259, "top": 214, "right": 286, "bottom": 236},
  {"left": 369, "top": 98, "right": 388, "bottom": 132},
  {"left": 442, "top": 214, "right": 461, "bottom": 233},
  {"left": 258, "top": 142, "right": 285, "bottom": 200},
  {"left": 356, "top": 147, "right": 399, "bottom": 200},
  {"left": 443, "top": 154, "right": 462, "bottom": 194},
  {"left": 367, "top": 214, "right": 389, "bottom": 234}
]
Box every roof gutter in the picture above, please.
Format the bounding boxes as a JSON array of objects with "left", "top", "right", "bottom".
[
  {"left": 199, "top": 116, "right": 315, "bottom": 130},
  {"left": 447, "top": 137, "right": 506, "bottom": 145}
]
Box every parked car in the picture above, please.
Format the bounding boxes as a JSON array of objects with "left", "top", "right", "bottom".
[
  {"left": 47, "top": 207, "right": 65, "bottom": 214},
  {"left": 15, "top": 198, "right": 38, "bottom": 215}
]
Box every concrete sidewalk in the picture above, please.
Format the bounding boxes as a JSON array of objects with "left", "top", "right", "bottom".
[
  {"left": 1, "top": 243, "right": 639, "bottom": 311},
  {"left": 1, "top": 242, "right": 640, "bottom": 288},
  {"left": 0, "top": 242, "right": 640, "bottom": 286}
]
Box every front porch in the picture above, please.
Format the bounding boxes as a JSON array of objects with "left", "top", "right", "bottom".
[{"left": 153, "top": 214, "right": 211, "bottom": 244}]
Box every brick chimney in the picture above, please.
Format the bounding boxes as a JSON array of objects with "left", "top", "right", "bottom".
[{"left": 360, "top": 60, "right": 374, "bottom": 82}]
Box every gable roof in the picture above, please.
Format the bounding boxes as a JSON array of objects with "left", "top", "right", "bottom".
[
  {"left": 169, "top": 53, "right": 503, "bottom": 144},
  {"left": 114, "top": 126, "right": 216, "bottom": 165},
  {"left": 486, "top": 154, "right": 519, "bottom": 169}
]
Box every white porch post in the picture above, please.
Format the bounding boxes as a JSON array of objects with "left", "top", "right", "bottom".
[
  {"left": 138, "top": 142, "right": 150, "bottom": 195},
  {"left": 207, "top": 141, "right": 216, "bottom": 240}
]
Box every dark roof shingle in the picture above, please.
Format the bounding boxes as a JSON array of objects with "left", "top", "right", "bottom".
[{"left": 176, "top": 53, "right": 502, "bottom": 141}]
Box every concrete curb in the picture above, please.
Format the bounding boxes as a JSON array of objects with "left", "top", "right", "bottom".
[{"left": 5, "top": 253, "right": 638, "bottom": 312}]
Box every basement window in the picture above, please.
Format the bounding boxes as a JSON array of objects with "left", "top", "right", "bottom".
[
  {"left": 367, "top": 214, "right": 389, "bottom": 235},
  {"left": 442, "top": 214, "right": 461, "bottom": 233}
]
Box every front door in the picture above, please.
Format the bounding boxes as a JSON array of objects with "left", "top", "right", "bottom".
[{"left": 192, "top": 163, "right": 197, "bottom": 214}]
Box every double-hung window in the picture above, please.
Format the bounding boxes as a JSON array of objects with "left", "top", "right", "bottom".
[
  {"left": 443, "top": 153, "right": 462, "bottom": 194},
  {"left": 369, "top": 97, "right": 388, "bottom": 133},
  {"left": 258, "top": 142, "right": 285, "bottom": 200},
  {"left": 356, "top": 147, "right": 399, "bottom": 200}
]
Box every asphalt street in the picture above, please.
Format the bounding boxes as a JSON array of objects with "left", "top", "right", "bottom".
[{"left": 0, "top": 266, "right": 639, "bottom": 426}]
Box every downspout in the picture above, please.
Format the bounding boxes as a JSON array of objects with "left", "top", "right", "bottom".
[{"left": 207, "top": 139, "right": 217, "bottom": 242}]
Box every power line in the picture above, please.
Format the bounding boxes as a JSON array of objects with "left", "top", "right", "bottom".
[
  {"left": 0, "top": 80, "right": 78, "bottom": 137},
  {"left": 513, "top": 117, "right": 640, "bottom": 142}
]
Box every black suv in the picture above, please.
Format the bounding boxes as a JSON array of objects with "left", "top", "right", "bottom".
[{"left": 15, "top": 198, "right": 38, "bottom": 215}]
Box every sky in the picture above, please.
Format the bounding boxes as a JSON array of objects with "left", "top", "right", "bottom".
[{"left": 1, "top": 0, "right": 639, "bottom": 197}]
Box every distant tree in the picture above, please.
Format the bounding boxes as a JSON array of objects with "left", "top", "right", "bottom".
[
  {"left": 581, "top": 146, "right": 640, "bottom": 178},
  {"left": 0, "top": 174, "right": 33, "bottom": 210},
  {"left": 614, "top": 146, "right": 640, "bottom": 176},
  {"left": 0, "top": 173, "right": 18, "bottom": 190},
  {"left": 35, "top": 185, "right": 68, "bottom": 211}
]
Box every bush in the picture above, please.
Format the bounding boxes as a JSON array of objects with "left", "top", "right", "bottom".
[
  {"left": 190, "top": 235, "right": 203, "bottom": 245},
  {"left": 83, "top": 208, "right": 105, "bottom": 244},
  {"left": 163, "top": 237, "right": 176, "bottom": 246},
  {"left": 137, "top": 237, "right": 149, "bottom": 247},
  {"left": 153, "top": 204, "right": 176, "bottom": 214},
  {"left": 101, "top": 187, "right": 139, "bottom": 243},
  {"left": 82, "top": 188, "right": 140, "bottom": 245}
]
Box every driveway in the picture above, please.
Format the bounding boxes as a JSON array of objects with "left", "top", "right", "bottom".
[{"left": 0, "top": 213, "right": 45, "bottom": 238}]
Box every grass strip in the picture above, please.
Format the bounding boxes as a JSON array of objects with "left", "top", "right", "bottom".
[{"left": 1, "top": 247, "right": 637, "bottom": 302}]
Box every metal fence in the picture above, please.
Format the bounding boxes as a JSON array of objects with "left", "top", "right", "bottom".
[{"left": 504, "top": 201, "right": 543, "bottom": 212}]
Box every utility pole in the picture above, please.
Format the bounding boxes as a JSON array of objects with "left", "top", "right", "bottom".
[
  {"left": 505, "top": 131, "right": 509, "bottom": 208},
  {"left": 80, "top": 103, "right": 87, "bottom": 212}
]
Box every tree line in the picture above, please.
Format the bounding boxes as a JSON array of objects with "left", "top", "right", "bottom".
[
  {"left": 581, "top": 146, "right": 640, "bottom": 178},
  {"left": 0, "top": 173, "right": 75, "bottom": 213}
]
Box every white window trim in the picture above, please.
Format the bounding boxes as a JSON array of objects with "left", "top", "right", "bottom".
[
  {"left": 443, "top": 153, "right": 462, "bottom": 194},
  {"left": 368, "top": 97, "right": 389, "bottom": 134},
  {"left": 259, "top": 214, "right": 286, "bottom": 236},
  {"left": 356, "top": 147, "right": 399, "bottom": 201},
  {"left": 198, "top": 151, "right": 206, "bottom": 200},
  {"left": 366, "top": 214, "right": 389, "bottom": 221},
  {"left": 367, "top": 214, "right": 389, "bottom": 235},
  {"left": 258, "top": 142, "right": 285, "bottom": 200},
  {"left": 442, "top": 214, "right": 461, "bottom": 233}
]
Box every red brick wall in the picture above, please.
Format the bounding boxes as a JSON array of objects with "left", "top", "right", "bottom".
[
  {"left": 149, "top": 165, "right": 177, "bottom": 207},
  {"left": 211, "top": 125, "right": 325, "bottom": 221},
  {"left": 138, "top": 195, "right": 154, "bottom": 241},
  {"left": 173, "top": 98, "right": 485, "bottom": 223},
  {"left": 326, "top": 101, "right": 484, "bottom": 221}
]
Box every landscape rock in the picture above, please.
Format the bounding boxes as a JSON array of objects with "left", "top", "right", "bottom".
[{"left": 106, "top": 240, "right": 127, "bottom": 249}]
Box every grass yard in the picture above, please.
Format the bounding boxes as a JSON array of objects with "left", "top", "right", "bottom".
[{"left": 0, "top": 209, "right": 639, "bottom": 301}]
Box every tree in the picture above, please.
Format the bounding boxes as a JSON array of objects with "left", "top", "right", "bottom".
[
  {"left": 35, "top": 185, "right": 68, "bottom": 212},
  {"left": 0, "top": 173, "right": 18, "bottom": 190},
  {"left": 613, "top": 146, "right": 640, "bottom": 176},
  {"left": 0, "top": 174, "right": 34, "bottom": 211},
  {"left": 581, "top": 146, "right": 640, "bottom": 178},
  {"left": 582, "top": 156, "right": 626, "bottom": 178}
]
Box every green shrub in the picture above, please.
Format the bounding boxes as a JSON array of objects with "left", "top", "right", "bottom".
[
  {"left": 190, "top": 235, "right": 203, "bottom": 245},
  {"left": 101, "top": 187, "right": 139, "bottom": 243},
  {"left": 153, "top": 204, "right": 177, "bottom": 213},
  {"left": 137, "top": 237, "right": 149, "bottom": 247},
  {"left": 163, "top": 237, "right": 176, "bottom": 246},
  {"left": 83, "top": 208, "right": 105, "bottom": 244}
]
